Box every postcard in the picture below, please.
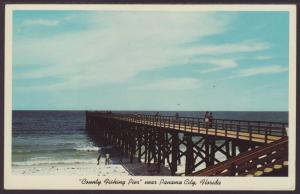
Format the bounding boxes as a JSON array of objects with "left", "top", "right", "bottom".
[{"left": 4, "top": 4, "right": 296, "bottom": 190}]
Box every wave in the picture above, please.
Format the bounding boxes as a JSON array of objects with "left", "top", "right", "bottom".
[
  {"left": 30, "top": 157, "right": 51, "bottom": 160},
  {"left": 13, "top": 148, "right": 77, "bottom": 154},
  {"left": 74, "top": 145, "right": 113, "bottom": 152},
  {"left": 12, "top": 158, "right": 97, "bottom": 166},
  {"left": 13, "top": 145, "right": 102, "bottom": 154},
  {"left": 74, "top": 146, "right": 99, "bottom": 151}
]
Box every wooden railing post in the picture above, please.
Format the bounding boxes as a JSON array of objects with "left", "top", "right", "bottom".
[
  {"left": 190, "top": 118, "right": 192, "bottom": 132},
  {"left": 249, "top": 126, "right": 252, "bottom": 142},
  {"left": 206, "top": 120, "right": 208, "bottom": 135},
  {"left": 264, "top": 128, "right": 268, "bottom": 143},
  {"left": 214, "top": 120, "right": 217, "bottom": 136},
  {"left": 282, "top": 123, "right": 286, "bottom": 136},
  {"left": 222, "top": 120, "right": 225, "bottom": 131},
  {"left": 197, "top": 118, "right": 200, "bottom": 133},
  {"left": 173, "top": 119, "right": 175, "bottom": 129}
]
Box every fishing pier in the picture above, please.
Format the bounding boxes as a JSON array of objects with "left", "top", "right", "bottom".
[{"left": 85, "top": 111, "right": 288, "bottom": 176}]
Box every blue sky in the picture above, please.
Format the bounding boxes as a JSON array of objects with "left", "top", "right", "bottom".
[{"left": 12, "top": 10, "right": 289, "bottom": 111}]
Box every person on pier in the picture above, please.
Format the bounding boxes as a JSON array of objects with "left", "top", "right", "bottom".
[
  {"left": 175, "top": 112, "right": 179, "bottom": 124},
  {"left": 204, "top": 111, "right": 209, "bottom": 128},
  {"left": 155, "top": 112, "right": 159, "bottom": 122},
  {"left": 209, "top": 112, "right": 213, "bottom": 128}
]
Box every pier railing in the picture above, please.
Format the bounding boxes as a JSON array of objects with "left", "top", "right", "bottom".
[{"left": 86, "top": 112, "right": 288, "bottom": 144}]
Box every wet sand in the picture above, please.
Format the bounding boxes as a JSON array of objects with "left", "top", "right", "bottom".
[{"left": 12, "top": 157, "right": 173, "bottom": 176}]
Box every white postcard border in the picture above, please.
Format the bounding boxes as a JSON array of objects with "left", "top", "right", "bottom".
[{"left": 4, "top": 4, "right": 297, "bottom": 190}]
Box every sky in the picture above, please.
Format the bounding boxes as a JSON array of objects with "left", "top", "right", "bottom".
[{"left": 12, "top": 10, "right": 289, "bottom": 111}]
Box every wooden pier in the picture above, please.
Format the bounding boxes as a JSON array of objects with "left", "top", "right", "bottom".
[
  {"left": 85, "top": 111, "right": 288, "bottom": 176},
  {"left": 190, "top": 136, "right": 288, "bottom": 176}
]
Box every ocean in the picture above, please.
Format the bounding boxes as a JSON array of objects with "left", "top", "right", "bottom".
[{"left": 12, "top": 110, "right": 288, "bottom": 171}]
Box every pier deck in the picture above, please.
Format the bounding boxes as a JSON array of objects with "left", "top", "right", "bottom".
[{"left": 117, "top": 118, "right": 284, "bottom": 143}]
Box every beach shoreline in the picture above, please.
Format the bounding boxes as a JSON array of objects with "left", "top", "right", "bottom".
[{"left": 12, "top": 157, "right": 173, "bottom": 176}]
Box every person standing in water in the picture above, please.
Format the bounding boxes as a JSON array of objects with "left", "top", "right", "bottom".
[
  {"left": 105, "top": 153, "right": 110, "bottom": 165},
  {"left": 119, "top": 150, "right": 123, "bottom": 163},
  {"left": 97, "top": 148, "right": 102, "bottom": 165}
]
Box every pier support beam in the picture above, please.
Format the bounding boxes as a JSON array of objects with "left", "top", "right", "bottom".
[
  {"left": 147, "top": 129, "right": 153, "bottom": 166},
  {"left": 157, "top": 130, "right": 163, "bottom": 172},
  {"left": 144, "top": 129, "right": 149, "bottom": 164},
  {"left": 204, "top": 137, "right": 216, "bottom": 167},
  {"left": 237, "top": 140, "right": 250, "bottom": 153},
  {"left": 171, "top": 132, "right": 179, "bottom": 175},
  {"left": 231, "top": 140, "right": 237, "bottom": 157},
  {"left": 185, "top": 134, "right": 195, "bottom": 175},
  {"left": 129, "top": 126, "right": 136, "bottom": 163},
  {"left": 137, "top": 128, "right": 142, "bottom": 162}
]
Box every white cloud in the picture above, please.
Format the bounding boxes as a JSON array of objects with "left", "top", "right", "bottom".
[
  {"left": 14, "top": 12, "right": 233, "bottom": 88},
  {"left": 200, "top": 59, "right": 238, "bottom": 73},
  {"left": 230, "top": 65, "right": 288, "bottom": 78},
  {"left": 22, "top": 19, "right": 60, "bottom": 27},
  {"left": 255, "top": 55, "right": 272, "bottom": 60},
  {"left": 184, "top": 41, "right": 270, "bottom": 56},
  {"left": 13, "top": 12, "right": 271, "bottom": 91},
  {"left": 130, "top": 78, "right": 201, "bottom": 91}
]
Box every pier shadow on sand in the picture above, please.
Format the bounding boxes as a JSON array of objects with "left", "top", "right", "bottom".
[{"left": 113, "top": 158, "right": 173, "bottom": 176}]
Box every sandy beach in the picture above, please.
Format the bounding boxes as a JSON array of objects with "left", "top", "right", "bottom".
[{"left": 12, "top": 157, "right": 173, "bottom": 176}]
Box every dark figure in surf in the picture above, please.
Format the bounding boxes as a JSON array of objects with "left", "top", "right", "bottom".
[
  {"left": 105, "top": 153, "right": 110, "bottom": 165},
  {"left": 119, "top": 151, "right": 123, "bottom": 163},
  {"left": 97, "top": 148, "right": 102, "bottom": 165}
]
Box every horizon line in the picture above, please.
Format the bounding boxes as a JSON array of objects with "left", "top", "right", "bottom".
[{"left": 11, "top": 109, "right": 289, "bottom": 112}]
